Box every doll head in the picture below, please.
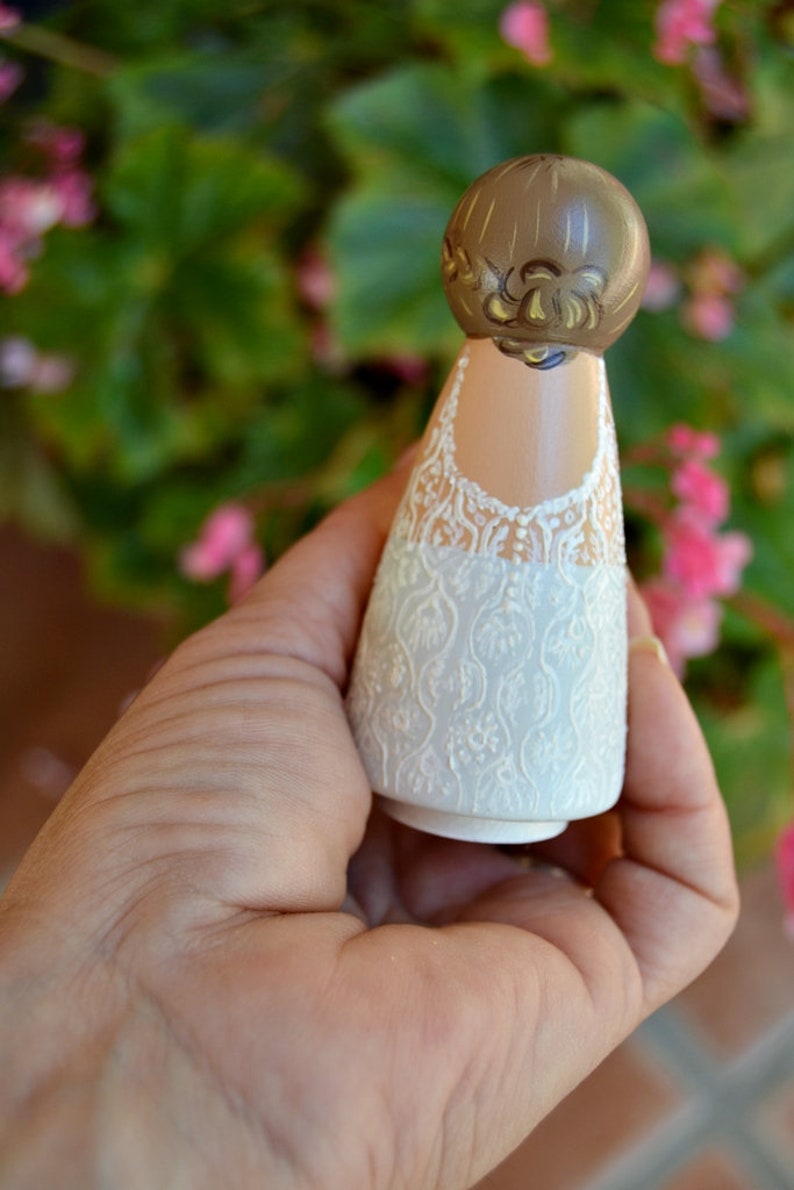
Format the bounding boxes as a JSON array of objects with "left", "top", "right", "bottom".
[{"left": 441, "top": 155, "right": 650, "bottom": 368}]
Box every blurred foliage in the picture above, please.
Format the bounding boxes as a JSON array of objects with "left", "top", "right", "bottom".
[{"left": 1, "top": 0, "right": 794, "bottom": 858}]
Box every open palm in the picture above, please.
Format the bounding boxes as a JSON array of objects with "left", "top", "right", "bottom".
[{"left": 0, "top": 463, "right": 738, "bottom": 1189}]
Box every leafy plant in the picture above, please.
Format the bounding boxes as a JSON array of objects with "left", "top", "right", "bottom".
[{"left": 2, "top": 0, "right": 793, "bottom": 864}]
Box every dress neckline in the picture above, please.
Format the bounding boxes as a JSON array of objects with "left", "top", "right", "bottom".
[{"left": 441, "top": 346, "right": 609, "bottom": 522}]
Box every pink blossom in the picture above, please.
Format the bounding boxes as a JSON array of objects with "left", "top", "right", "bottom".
[
  {"left": 0, "top": 5, "right": 20, "bottom": 33},
  {"left": 30, "top": 353, "right": 75, "bottom": 393},
  {"left": 642, "top": 260, "right": 681, "bottom": 312},
  {"left": 671, "top": 457, "right": 729, "bottom": 523},
  {"left": 227, "top": 541, "right": 265, "bottom": 604},
  {"left": 775, "top": 823, "right": 794, "bottom": 940},
  {"left": 382, "top": 354, "right": 430, "bottom": 387},
  {"left": 0, "top": 56, "right": 22, "bottom": 102},
  {"left": 693, "top": 47, "right": 749, "bottom": 122},
  {"left": 654, "top": 0, "right": 720, "bottom": 66},
  {"left": 682, "top": 291, "right": 735, "bottom": 340},
  {"left": 296, "top": 246, "right": 335, "bottom": 310},
  {"left": 310, "top": 320, "right": 345, "bottom": 369},
  {"left": 51, "top": 168, "right": 95, "bottom": 227},
  {"left": 0, "top": 178, "right": 62, "bottom": 236},
  {"left": 690, "top": 247, "right": 744, "bottom": 297},
  {"left": 179, "top": 503, "right": 255, "bottom": 582},
  {"left": 499, "top": 1, "right": 553, "bottom": 67},
  {"left": 0, "top": 335, "right": 36, "bottom": 386},
  {"left": 641, "top": 578, "right": 722, "bottom": 676},
  {"left": 27, "top": 123, "right": 86, "bottom": 166},
  {"left": 0, "top": 225, "right": 28, "bottom": 292},
  {"left": 663, "top": 507, "right": 752, "bottom": 599},
  {"left": 667, "top": 423, "right": 720, "bottom": 459}
]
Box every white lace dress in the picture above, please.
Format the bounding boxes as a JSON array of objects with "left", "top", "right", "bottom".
[{"left": 347, "top": 348, "right": 627, "bottom": 841}]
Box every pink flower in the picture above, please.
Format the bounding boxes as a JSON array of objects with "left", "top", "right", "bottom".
[
  {"left": 0, "top": 56, "right": 22, "bottom": 103},
  {"left": 682, "top": 291, "right": 735, "bottom": 340},
  {"left": 0, "top": 335, "right": 36, "bottom": 386},
  {"left": 51, "top": 168, "right": 95, "bottom": 227},
  {"left": 690, "top": 247, "right": 744, "bottom": 297},
  {"left": 30, "top": 353, "right": 75, "bottom": 393},
  {"left": 663, "top": 507, "right": 752, "bottom": 600},
  {"left": 499, "top": 1, "right": 553, "bottom": 67},
  {"left": 0, "top": 225, "right": 28, "bottom": 292},
  {"left": 667, "top": 423, "right": 720, "bottom": 460},
  {"left": 382, "top": 354, "right": 430, "bottom": 387},
  {"left": 27, "top": 123, "right": 86, "bottom": 166},
  {"left": 693, "top": 47, "right": 749, "bottom": 122},
  {"left": 633, "top": 417, "right": 750, "bottom": 675},
  {"left": 654, "top": 0, "right": 720, "bottom": 66},
  {"left": 227, "top": 541, "right": 265, "bottom": 604},
  {"left": 0, "top": 5, "right": 20, "bottom": 33},
  {"left": 0, "top": 178, "right": 62, "bottom": 236},
  {"left": 671, "top": 457, "right": 729, "bottom": 523},
  {"left": 775, "top": 822, "right": 794, "bottom": 940},
  {"left": 179, "top": 503, "right": 255, "bottom": 582},
  {"left": 642, "top": 260, "right": 681, "bottom": 312},
  {"left": 296, "top": 246, "right": 335, "bottom": 310},
  {"left": 641, "top": 578, "right": 722, "bottom": 676},
  {"left": 0, "top": 127, "right": 94, "bottom": 295},
  {"left": 776, "top": 818, "right": 794, "bottom": 937}
]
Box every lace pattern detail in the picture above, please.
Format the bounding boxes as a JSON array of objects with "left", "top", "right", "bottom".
[
  {"left": 392, "top": 349, "right": 624, "bottom": 567},
  {"left": 347, "top": 350, "right": 628, "bottom": 827},
  {"left": 348, "top": 540, "right": 626, "bottom": 820}
]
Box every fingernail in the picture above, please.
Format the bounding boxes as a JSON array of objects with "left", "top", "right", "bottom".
[{"left": 629, "top": 634, "right": 670, "bottom": 668}]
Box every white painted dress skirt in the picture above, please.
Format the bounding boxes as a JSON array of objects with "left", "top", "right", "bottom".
[{"left": 347, "top": 350, "right": 627, "bottom": 843}]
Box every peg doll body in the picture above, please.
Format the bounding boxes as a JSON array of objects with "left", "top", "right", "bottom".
[{"left": 347, "top": 155, "right": 650, "bottom": 843}]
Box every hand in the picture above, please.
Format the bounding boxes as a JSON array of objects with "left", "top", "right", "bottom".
[{"left": 0, "top": 462, "right": 738, "bottom": 1189}]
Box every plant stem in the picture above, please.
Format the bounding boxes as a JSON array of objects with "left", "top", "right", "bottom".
[
  {"left": 731, "top": 590, "right": 794, "bottom": 650},
  {"left": 4, "top": 23, "right": 117, "bottom": 78}
]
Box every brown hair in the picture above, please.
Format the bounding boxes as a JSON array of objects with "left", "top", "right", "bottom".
[{"left": 441, "top": 155, "right": 650, "bottom": 367}]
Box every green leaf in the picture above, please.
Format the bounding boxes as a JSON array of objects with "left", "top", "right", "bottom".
[
  {"left": 104, "top": 126, "right": 302, "bottom": 250},
  {"left": 563, "top": 101, "right": 737, "bottom": 256},
  {"left": 108, "top": 52, "right": 278, "bottom": 141},
  {"left": 693, "top": 654, "right": 792, "bottom": 867},
  {"left": 327, "top": 65, "right": 562, "bottom": 354},
  {"left": 415, "top": 0, "right": 682, "bottom": 110},
  {"left": 733, "top": 441, "right": 794, "bottom": 621},
  {"left": 723, "top": 58, "right": 794, "bottom": 260}
]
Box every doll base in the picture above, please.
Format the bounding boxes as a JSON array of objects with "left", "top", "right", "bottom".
[{"left": 378, "top": 796, "right": 568, "bottom": 844}]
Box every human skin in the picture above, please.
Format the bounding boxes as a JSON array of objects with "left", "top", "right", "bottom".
[{"left": 0, "top": 459, "right": 738, "bottom": 1189}]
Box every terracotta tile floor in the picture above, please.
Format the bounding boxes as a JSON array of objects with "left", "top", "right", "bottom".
[{"left": 2, "top": 527, "right": 793, "bottom": 1189}]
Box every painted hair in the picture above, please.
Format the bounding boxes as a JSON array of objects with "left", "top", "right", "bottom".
[{"left": 442, "top": 155, "right": 650, "bottom": 368}]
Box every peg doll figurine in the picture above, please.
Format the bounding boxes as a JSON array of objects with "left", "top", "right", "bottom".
[{"left": 347, "top": 155, "right": 650, "bottom": 843}]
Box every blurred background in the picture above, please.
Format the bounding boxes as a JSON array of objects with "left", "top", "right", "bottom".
[
  {"left": 1, "top": 2, "right": 794, "bottom": 1185},
  {"left": 3, "top": 0, "right": 793, "bottom": 864}
]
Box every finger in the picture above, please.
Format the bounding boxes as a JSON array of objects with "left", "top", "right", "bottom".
[
  {"left": 627, "top": 571, "right": 653, "bottom": 637},
  {"left": 520, "top": 810, "right": 623, "bottom": 887},
  {"left": 595, "top": 590, "right": 739, "bottom": 1010},
  {"left": 392, "top": 822, "right": 543, "bottom": 923},
  {"left": 234, "top": 457, "right": 413, "bottom": 689},
  {"left": 25, "top": 460, "right": 415, "bottom": 927}
]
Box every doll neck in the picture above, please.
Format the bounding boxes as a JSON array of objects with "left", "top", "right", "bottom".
[{"left": 451, "top": 337, "right": 607, "bottom": 510}]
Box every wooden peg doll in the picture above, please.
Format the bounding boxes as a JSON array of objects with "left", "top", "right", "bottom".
[{"left": 347, "top": 155, "right": 650, "bottom": 843}]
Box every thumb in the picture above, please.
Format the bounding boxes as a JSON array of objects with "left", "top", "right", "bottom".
[{"left": 7, "top": 463, "right": 411, "bottom": 930}]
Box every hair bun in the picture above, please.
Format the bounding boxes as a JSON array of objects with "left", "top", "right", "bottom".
[{"left": 441, "top": 155, "right": 650, "bottom": 367}]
